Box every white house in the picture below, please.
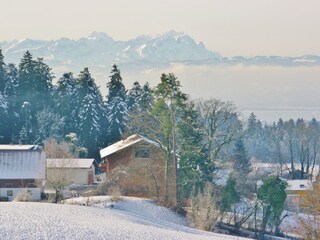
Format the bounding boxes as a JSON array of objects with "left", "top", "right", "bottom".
[
  {"left": 46, "top": 158, "right": 95, "bottom": 185},
  {"left": 0, "top": 145, "right": 46, "bottom": 201}
]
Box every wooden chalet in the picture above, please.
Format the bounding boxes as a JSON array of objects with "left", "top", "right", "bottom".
[{"left": 100, "top": 134, "right": 176, "bottom": 204}]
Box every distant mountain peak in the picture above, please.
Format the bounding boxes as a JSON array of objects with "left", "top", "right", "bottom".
[{"left": 87, "top": 31, "right": 113, "bottom": 41}]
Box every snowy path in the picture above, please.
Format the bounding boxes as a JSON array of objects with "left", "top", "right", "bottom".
[{"left": 0, "top": 199, "right": 249, "bottom": 240}]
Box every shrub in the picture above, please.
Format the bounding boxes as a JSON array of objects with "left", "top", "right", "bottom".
[
  {"left": 14, "top": 191, "right": 32, "bottom": 202},
  {"left": 187, "top": 182, "right": 221, "bottom": 231}
]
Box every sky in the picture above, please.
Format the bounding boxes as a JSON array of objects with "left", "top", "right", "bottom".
[{"left": 1, "top": 0, "right": 320, "bottom": 57}]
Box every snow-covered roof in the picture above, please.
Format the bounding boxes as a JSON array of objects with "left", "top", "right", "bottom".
[
  {"left": 286, "top": 179, "right": 313, "bottom": 191},
  {"left": 0, "top": 149, "right": 46, "bottom": 179},
  {"left": 0, "top": 145, "right": 41, "bottom": 151},
  {"left": 100, "top": 134, "right": 159, "bottom": 159},
  {"left": 47, "top": 158, "right": 95, "bottom": 169}
]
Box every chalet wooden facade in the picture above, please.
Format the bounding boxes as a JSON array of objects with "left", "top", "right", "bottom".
[
  {"left": 100, "top": 134, "right": 176, "bottom": 204},
  {"left": 0, "top": 145, "right": 46, "bottom": 201}
]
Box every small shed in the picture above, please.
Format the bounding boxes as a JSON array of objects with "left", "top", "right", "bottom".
[
  {"left": 100, "top": 134, "right": 176, "bottom": 204},
  {"left": 0, "top": 145, "right": 46, "bottom": 201},
  {"left": 46, "top": 158, "right": 95, "bottom": 185}
]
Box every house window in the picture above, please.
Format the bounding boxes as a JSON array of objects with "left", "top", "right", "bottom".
[
  {"left": 300, "top": 198, "right": 305, "bottom": 204},
  {"left": 300, "top": 184, "right": 305, "bottom": 188},
  {"left": 7, "top": 190, "right": 13, "bottom": 197},
  {"left": 27, "top": 190, "right": 33, "bottom": 195},
  {"left": 135, "top": 148, "right": 151, "bottom": 158}
]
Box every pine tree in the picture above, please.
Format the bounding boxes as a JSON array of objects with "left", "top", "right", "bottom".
[
  {"left": 17, "top": 52, "right": 53, "bottom": 115},
  {"left": 140, "top": 82, "right": 154, "bottom": 111},
  {"left": 0, "top": 93, "right": 8, "bottom": 142},
  {"left": 127, "top": 81, "right": 143, "bottom": 110},
  {"left": 155, "top": 73, "right": 187, "bottom": 204},
  {"left": 233, "top": 138, "right": 250, "bottom": 172},
  {"left": 0, "top": 49, "right": 6, "bottom": 94},
  {"left": 106, "top": 64, "right": 128, "bottom": 144},
  {"left": 55, "top": 72, "right": 78, "bottom": 134},
  {"left": 2, "top": 64, "right": 19, "bottom": 143},
  {"left": 4, "top": 64, "right": 18, "bottom": 97},
  {"left": 221, "top": 176, "right": 241, "bottom": 212},
  {"left": 77, "top": 68, "right": 105, "bottom": 159},
  {"left": 107, "top": 64, "right": 126, "bottom": 102},
  {"left": 178, "top": 101, "right": 207, "bottom": 199}
]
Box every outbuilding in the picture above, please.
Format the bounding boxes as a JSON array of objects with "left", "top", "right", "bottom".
[
  {"left": 0, "top": 145, "right": 46, "bottom": 201},
  {"left": 46, "top": 158, "right": 95, "bottom": 185}
]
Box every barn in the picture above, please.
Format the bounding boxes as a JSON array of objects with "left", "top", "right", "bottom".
[
  {"left": 0, "top": 145, "right": 46, "bottom": 201},
  {"left": 46, "top": 158, "right": 95, "bottom": 185}
]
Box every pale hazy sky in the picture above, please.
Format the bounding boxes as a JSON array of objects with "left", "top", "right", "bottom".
[{"left": 1, "top": 0, "right": 320, "bottom": 57}]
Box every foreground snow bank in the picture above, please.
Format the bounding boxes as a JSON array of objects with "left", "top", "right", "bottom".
[{"left": 0, "top": 198, "right": 249, "bottom": 239}]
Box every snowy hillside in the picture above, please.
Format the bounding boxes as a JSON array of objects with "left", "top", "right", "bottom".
[{"left": 0, "top": 197, "right": 250, "bottom": 240}]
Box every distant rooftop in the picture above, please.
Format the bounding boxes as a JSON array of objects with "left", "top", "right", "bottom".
[
  {"left": 286, "top": 179, "right": 313, "bottom": 191},
  {"left": 0, "top": 145, "right": 41, "bottom": 151},
  {"left": 47, "top": 158, "right": 95, "bottom": 169},
  {"left": 100, "top": 134, "right": 159, "bottom": 159}
]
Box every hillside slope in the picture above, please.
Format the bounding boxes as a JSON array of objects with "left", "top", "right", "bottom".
[{"left": 0, "top": 197, "right": 249, "bottom": 240}]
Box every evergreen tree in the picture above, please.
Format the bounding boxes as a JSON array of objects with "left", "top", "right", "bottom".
[
  {"left": 257, "top": 176, "right": 287, "bottom": 237},
  {"left": 35, "top": 108, "right": 65, "bottom": 144},
  {"left": 0, "top": 93, "right": 8, "bottom": 142},
  {"left": 107, "top": 64, "right": 126, "bottom": 102},
  {"left": 2, "top": 64, "right": 19, "bottom": 143},
  {"left": 178, "top": 101, "right": 207, "bottom": 199},
  {"left": 4, "top": 64, "right": 19, "bottom": 97},
  {"left": 233, "top": 138, "right": 250, "bottom": 172},
  {"left": 140, "top": 82, "right": 154, "bottom": 111},
  {"left": 220, "top": 176, "right": 241, "bottom": 212},
  {"left": 0, "top": 49, "right": 6, "bottom": 94},
  {"left": 55, "top": 72, "right": 78, "bottom": 134},
  {"left": 155, "top": 73, "right": 187, "bottom": 204},
  {"left": 77, "top": 68, "right": 105, "bottom": 159},
  {"left": 127, "top": 81, "right": 143, "bottom": 110},
  {"left": 106, "top": 64, "right": 128, "bottom": 144},
  {"left": 17, "top": 52, "right": 54, "bottom": 142}
]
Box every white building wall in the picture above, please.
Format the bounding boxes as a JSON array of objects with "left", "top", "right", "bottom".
[
  {"left": 47, "top": 167, "right": 94, "bottom": 185},
  {"left": 0, "top": 188, "right": 41, "bottom": 201}
]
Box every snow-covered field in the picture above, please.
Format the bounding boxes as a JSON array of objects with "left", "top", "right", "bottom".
[{"left": 0, "top": 196, "right": 249, "bottom": 240}]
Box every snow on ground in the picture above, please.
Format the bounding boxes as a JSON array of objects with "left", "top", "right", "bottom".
[{"left": 0, "top": 197, "right": 250, "bottom": 240}]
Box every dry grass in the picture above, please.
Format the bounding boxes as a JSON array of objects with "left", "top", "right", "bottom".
[
  {"left": 187, "top": 182, "right": 221, "bottom": 231},
  {"left": 13, "top": 191, "right": 32, "bottom": 202},
  {"left": 110, "top": 187, "right": 123, "bottom": 203}
]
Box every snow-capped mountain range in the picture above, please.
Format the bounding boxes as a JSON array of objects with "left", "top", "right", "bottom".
[{"left": 1, "top": 31, "right": 320, "bottom": 73}]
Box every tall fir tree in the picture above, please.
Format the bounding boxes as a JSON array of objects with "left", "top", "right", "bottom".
[
  {"left": 55, "top": 72, "right": 79, "bottom": 134},
  {"left": 178, "top": 101, "right": 207, "bottom": 200},
  {"left": 127, "top": 81, "right": 143, "bottom": 110},
  {"left": 17, "top": 52, "right": 54, "bottom": 142},
  {"left": 77, "top": 68, "right": 105, "bottom": 159},
  {"left": 1, "top": 64, "right": 19, "bottom": 143},
  {"left": 106, "top": 64, "right": 128, "bottom": 144},
  {"left": 0, "top": 93, "right": 8, "bottom": 143},
  {"left": 0, "top": 49, "right": 6, "bottom": 94},
  {"left": 154, "top": 73, "right": 187, "bottom": 204}
]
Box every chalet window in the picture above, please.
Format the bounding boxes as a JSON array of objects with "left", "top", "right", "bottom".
[
  {"left": 135, "top": 148, "right": 151, "bottom": 158},
  {"left": 7, "top": 190, "right": 13, "bottom": 197}
]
